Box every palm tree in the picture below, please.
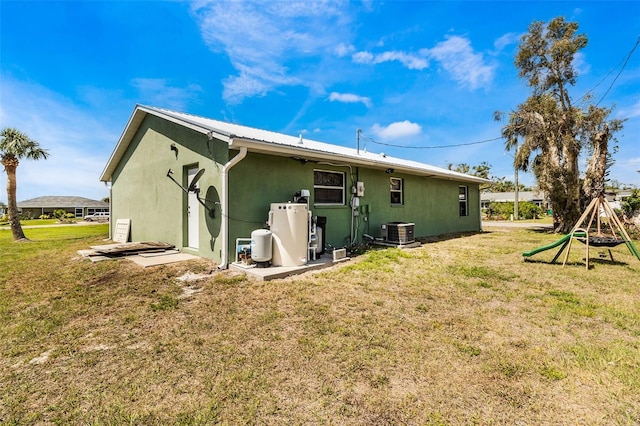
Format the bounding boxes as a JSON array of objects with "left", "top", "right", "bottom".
[{"left": 0, "top": 128, "right": 50, "bottom": 241}]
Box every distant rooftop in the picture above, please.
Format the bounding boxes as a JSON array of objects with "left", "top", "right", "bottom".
[
  {"left": 481, "top": 191, "right": 546, "bottom": 202},
  {"left": 18, "top": 196, "right": 108, "bottom": 208}
]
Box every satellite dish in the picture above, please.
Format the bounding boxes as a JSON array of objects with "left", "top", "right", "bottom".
[{"left": 187, "top": 169, "right": 206, "bottom": 192}]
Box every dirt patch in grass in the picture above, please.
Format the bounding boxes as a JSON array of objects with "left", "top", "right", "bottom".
[{"left": 1, "top": 226, "right": 639, "bottom": 424}]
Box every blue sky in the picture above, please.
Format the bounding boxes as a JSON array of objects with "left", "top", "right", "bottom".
[{"left": 1, "top": 0, "right": 639, "bottom": 203}]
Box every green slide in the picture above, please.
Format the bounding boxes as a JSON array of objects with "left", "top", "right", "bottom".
[
  {"left": 522, "top": 234, "right": 572, "bottom": 257},
  {"left": 624, "top": 239, "right": 640, "bottom": 260}
]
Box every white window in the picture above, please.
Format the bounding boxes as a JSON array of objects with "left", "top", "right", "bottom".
[
  {"left": 459, "top": 186, "right": 468, "bottom": 216},
  {"left": 390, "top": 177, "right": 403, "bottom": 205},
  {"left": 314, "top": 170, "right": 345, "bottom": 205}
]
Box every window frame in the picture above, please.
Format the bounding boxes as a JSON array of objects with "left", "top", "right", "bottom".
[
  {"left": 459, "top": 185, "right": 469, "bottom": 217},
  {"left": 313, "top": 169, "right": 346, "bottom": 206},
  {"left": 390, "top": 177, "right": 404, "bottom": 205}
]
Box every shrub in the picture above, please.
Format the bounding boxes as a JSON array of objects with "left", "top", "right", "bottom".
[
  {"left": 622, "top": 189, "right": 640, "bottom": 217},
  {"left": 519, "top": 202, "right": 543, "bottom": 219},
  {"left": 488, "top": 201, "right": 543, "bottom": 220},
  {"left": 53, "top": 209, "right": 67, "bottom": 219},
  {"left": 39, "top": 214, "right": 51, "bottom": 220}
]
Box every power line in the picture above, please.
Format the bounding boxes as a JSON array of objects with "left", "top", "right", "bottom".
[
  {"left": 367, "top": 136, "right": 502, "bottom": 150},
  {"left": 595, "top": 35, "right": 640, "bottom": 106},
  {"left": 362, "top": 37, "right": 640, "bottom": 151}
]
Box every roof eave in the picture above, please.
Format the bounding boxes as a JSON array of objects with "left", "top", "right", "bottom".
[{"left": 229, "top": 137, "right": 490, "bottom": 184}]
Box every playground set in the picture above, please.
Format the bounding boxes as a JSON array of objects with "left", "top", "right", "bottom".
[{"left": 523, "top": 195, "right": 640, "bottom": 269}]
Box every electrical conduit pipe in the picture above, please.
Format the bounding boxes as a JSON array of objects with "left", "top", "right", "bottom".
[{"left": 218, "top": 145, "right": 247, "bottom": 269}]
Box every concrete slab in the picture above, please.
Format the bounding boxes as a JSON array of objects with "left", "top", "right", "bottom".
[
  {"left": 88, "top": 243, "right": 129, "bottom": 251},
  {"left": 78, "top": 242, "right": 201, "bottom": 267},
  {"left": 372, "top": 241, "right": 422, "bottom": 249},
  {"left": 230, "top": 254, "right": 350, "bottom": 281},
  {"left": 128, "top": 252, "right": 200, "bottom": 268},
  {"left": 88, "top": 255, "right": 112, "bottom": 262},
  {"left": 138, "top": 250, "right": 181, "bottom": 257}
]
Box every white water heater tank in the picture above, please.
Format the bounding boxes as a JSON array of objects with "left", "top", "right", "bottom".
[
  {"left": 269, "top": 203, "right": 309, "bottom": 266},
  {"left": 250, "top": 229, "right": 272, "bottom": 262}
]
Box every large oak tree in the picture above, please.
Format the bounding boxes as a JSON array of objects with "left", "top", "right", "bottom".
[{"left": 497, "top": 17, "right": 625, "bottom": 233}]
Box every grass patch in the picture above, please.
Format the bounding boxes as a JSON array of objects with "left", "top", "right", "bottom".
[
  {"left": 338, "top": 247, "right": 412, "bottom": 273},
  {"left": 1, "top": 225, "right": 639, "bottom": 424},
  {"left": 150, "top": 294, "right": 180, "bottom": 311},
  {"left": 546, "top": 289, "right": 597, "bottom": 318}
]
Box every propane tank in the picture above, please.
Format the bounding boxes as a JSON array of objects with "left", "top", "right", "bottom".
[{"left": 251, "top": 229, "right": 272, "bottom": 263}]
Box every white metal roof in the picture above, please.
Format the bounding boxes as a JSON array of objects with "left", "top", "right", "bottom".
[{"left": 100, "top": 105, "right": 490, "bottom": 184}]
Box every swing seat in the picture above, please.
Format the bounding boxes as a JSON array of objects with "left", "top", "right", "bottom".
[{"left": 576, "top": 235, "right": 626, "bottom": 247}]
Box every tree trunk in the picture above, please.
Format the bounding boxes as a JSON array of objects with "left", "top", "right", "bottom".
[
  {"left": 553, "top": 200, "right": 581, "bottom": 233},
  {"left": 583, "top": 128, "right": 609, "bottom": 200},
  {"left": 3, "top": 158, "right": 28, "bottom": 241}
]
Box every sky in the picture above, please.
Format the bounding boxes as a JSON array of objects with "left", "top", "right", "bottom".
[{"left": 1, "top": 0, "right": 639, "bottom": 203}]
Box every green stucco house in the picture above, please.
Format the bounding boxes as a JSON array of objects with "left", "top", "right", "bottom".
[{"left": 100, "top": 105, "right": 488, "bottom": 268}]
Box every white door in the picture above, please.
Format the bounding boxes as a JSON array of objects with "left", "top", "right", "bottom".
[{"left": 187, "top": 168, "right": 199, "bottom": 249}]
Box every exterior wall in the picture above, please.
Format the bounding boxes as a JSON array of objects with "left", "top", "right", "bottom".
[
  {"left": 110, "top": 115, "right": 227, "bottom": 259},
  {"left": 355, "top": 168, "right": 481, "bottom": 239},
  {"left": 110, "top": 117, "right": 481, "bottom": 264},
  {"left": 227, "top": 152, "right": 321, "bottom": 254},
  {"left": 227, "top": 152, "right": 482, "bottom": 255}
]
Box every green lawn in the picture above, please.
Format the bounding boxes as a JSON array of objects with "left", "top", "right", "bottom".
[{"left": 1, "top": 225, "right": 639, "bottom": 424}]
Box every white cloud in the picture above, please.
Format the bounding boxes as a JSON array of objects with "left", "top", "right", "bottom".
[
  {"left": 619, "top": 99, "right": 640, "bottom": 118},
  {"left": 350, "top": 35, "right": 493, "bottom": 88},
  {"left": 371, "top": 120, "right": 422, "bottom": 140},
  {"left": 0, "top": 75, "right": 120, "bottom": 201},
  {"left": 130, "top": 78, "right": 202, "bottom": 110},
  {"left": 352, "top": 50, "right": 428, "bottom": 70},
  {"left": 335, "top": 42, "right": 355, "bottom": 57},
  {"left": 422, "top": 36, "right": 495, "bottom": 89},
  {"left": 494, "top": 32, "right": 522, "bottom": 53},
  {"left": 376, "top": 51, "right": 428, "bottom": 70},
  {"left": 572, "top": 52, "right": 590, "bottom": 77},
  {"left": 191, "top": 1, "right": 352, "bottom": 104},
  {"left": 328, "top": 92, "right": 372, "bottom": 108},
  {"left": 352, "top": 51, "right": 375, "bottom": 64}
]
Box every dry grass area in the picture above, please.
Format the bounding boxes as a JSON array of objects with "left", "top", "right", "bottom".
[{"left": 1, "top": 224, "right": 639, "bottom": 425}]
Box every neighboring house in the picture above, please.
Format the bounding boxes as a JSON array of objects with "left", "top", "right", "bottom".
[
  {"left": 605, "top": 189, "right": 635, "bottom": 211},
  {"left": 100, "top": 105, "right": 489, "bottom": 268},
  {"left": 614, "top": 189, "right": 634, "bottom": 203},
  {"left": 481, "top": 191, "right": 548, "bottom": 213},
  {"left": 17, "top": 196, "right": 109, "bottom": 219}
]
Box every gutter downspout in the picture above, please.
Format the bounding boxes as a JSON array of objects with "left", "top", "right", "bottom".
[{"left": 218, "top": 144, "right": 248, "bottom": 269}]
